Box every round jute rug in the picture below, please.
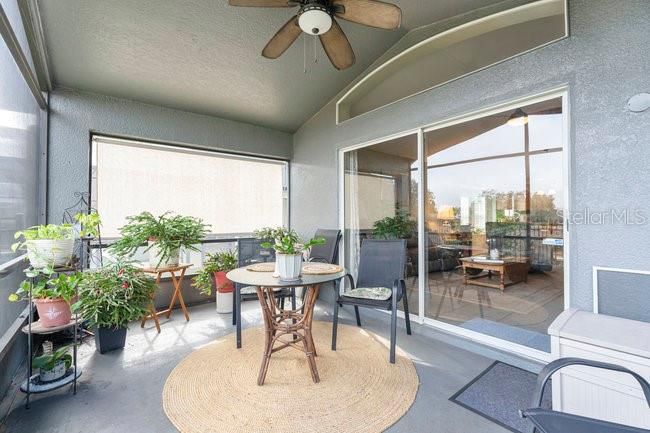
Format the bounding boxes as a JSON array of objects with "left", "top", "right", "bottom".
[{"left": 163, "top": 321, "right": 419, "bottom": 433}]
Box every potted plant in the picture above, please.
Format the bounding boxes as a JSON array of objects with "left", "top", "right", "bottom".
[
  {"left": 8, "top": 269, "right": 81, "bottom": 328},
  {"left": 12, "top": 224, "right": 75, "bottom": 269},
  {"left": 192, "top": 250, "right": 238, "bottom": 313},
  {"left": 372, "top": 210, "right": 416, "bottom": 239},
  {"left": 32, "top": 341, "right": 73, "bottom": 383},
  {"left": 73, "top": 261, "right": 156, "bottom": 353},
  {"left": 74, "top": 211, "right": 102, "bottom": 239},
  {"left": 109, "top": 211, "right": 209, "bottom": 268},
  {"left": 259, "top": 228, "right": 325, "bottom": 281},
  {"left": 254, "top": 227, "right": 295, "bottom": 277}
]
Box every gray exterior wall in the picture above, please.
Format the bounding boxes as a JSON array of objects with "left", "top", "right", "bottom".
[
  {"left": 291, "top": 0, "right": 650, "bottom": 313},
  {"left": 47, "top": 88, "right": 293, "bottom": 222}
]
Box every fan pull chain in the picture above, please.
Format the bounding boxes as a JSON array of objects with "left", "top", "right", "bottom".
[
  {"left": 303, "top": 34, "right": 307, "bottom": 74},
  {"left": 303, "top": 35, "right": 319, "bottom": 74}
]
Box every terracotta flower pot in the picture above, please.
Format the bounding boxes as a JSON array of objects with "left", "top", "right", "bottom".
[
  {"left": 214, "top": 271, "right": 233, "bottom": 314},
  {"left": 213, "top": 271, "right": 234, "bottom": 293},
  {"left": 34, "top": 298, "right": 72, "bottom": 327}
]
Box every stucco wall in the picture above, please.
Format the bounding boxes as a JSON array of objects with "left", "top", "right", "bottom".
[
  {"left": 291, "top": 0, "right": 650, "bottom": 312},
  {"left": 47, "top": 88, "right": 293, "bottom": 221}
]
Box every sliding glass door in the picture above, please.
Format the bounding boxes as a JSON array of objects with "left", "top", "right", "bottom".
[
  {"left": 341, "top": 93, "right": 567, "bottom": 354},
  {"left": 423, "top": 97, "right": 564, "bottom": 352}
]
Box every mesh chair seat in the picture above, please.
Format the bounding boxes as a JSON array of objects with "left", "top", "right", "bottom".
[{"left": 342, "top": 287, "right": 392, "bottom": 301}]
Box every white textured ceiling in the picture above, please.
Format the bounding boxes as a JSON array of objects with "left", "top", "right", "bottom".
[{"left": 38, "top": 0, "right": 504, "bottom": 132}]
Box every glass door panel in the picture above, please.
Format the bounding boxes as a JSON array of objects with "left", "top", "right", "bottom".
[
  {"left": 343, "top": 134, "right": 419, "bottom": 315},
  {"left": 423, "top": 97, "right": 565, "bottom": 352}
]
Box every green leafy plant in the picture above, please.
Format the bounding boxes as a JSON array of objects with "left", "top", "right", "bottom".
[
  {"left": 11, "top": 224, "right": 74, "bottom": 252},
  {"left": 372, "top": 210, "right": 416, "bottom": 240},
  {"left": 32, "top": 344, "right": 73, "bottom": 372},
  {"left": 192, "top": 250, "right": 238, "bottom": 295},
  {"left": 109, "top": 211, "right": 210, "bottom": 267},
  {"left": 8, "top": 270, "right": 82, "bottom": 303},
  {"left": 73, "top": 261, "right": 156, "bottom": 329},
  {"left": 257, "top": 226, "right": 325, "bottom": 255},
  {"left": 75, "top": 211, "right": 102, "bottom": 238},
  {"left": 254, "top": 227, "right": 296, "bottom": 243}
]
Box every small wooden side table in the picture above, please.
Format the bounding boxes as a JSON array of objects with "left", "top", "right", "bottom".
[{"left": 140, "top": 263, "right": 192, "bottom": 333}]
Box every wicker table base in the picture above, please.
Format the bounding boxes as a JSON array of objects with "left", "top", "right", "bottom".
[{"left": 255, "top": 284, "right": 320, "bottom": 386}]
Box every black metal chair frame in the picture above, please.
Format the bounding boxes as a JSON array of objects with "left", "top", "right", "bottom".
[
  {"left": 275, "top": 229, "right": 342, "bottom": 312},
  {"left": 307, "top": 229, "right": 342, "bottom": 264},
  {"left": 331, "top": 239, "right": 412, "bottom": 364},
  {"left": 520, "top": 357, "right": 650, "bottom": 433}
]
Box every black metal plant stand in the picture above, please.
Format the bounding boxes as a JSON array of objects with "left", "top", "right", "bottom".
[
  {"left": 20, "top": 192, "right": 103, "bottom": 408},
  {"left": 21, "top": 265, "right": 82, "bottom": 409}
]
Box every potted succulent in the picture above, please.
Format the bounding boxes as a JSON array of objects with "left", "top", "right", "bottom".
[
  {"left": 32, "top": 341, "right": 73, "bottom": 383},
  {"left": 109, "top": 211, "right": 209, "bottom": 268},
  {"left": 9, "top": 269, "right": 81, "bottom": 328},
  {"left": 12, "top": 224, "right": 75, "bottom": 269},
  {"left": 259, "top": 228, "right": 325, "bottom": 281},
  {"left": 192, "top": 250, "right": 238, "bottom": 313},
  {"left": 73, "top": 261, "right": 156, "bottom": 353}
]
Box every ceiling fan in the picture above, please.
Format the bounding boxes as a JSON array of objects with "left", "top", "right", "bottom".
[{"left": 228, "top": 0, "right": 402, "bottom": 70}]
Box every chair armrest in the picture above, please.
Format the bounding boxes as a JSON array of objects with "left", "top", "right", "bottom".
[
  {"left": 308, "top": 256, "right": 329, "bottom": 263},
  {"left": 335, "top": 273, "right": 356, "bottom": 296},
  {"left": 527, "top": 357, "right": 650, "bottom": 410},
  {"left": 392, "top": 279, "right": 406, "bottom": 300}
]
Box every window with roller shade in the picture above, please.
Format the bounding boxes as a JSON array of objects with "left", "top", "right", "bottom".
[{"left": 90, "top": 136, "right": 289, "bottom": 239}]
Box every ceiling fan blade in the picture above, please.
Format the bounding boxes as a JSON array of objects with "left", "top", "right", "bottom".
[
  {"left": 262, "top": 15, "right": 302, "bottom": 59},
  {"left": 332, "top": 0, "right": 401, "bottom": 30},
  {"left": 229, "top": 0, "right": 294, "bottom": 7},
  {"left": 319, "top": 19, "right": 355, "bottom": 70}
]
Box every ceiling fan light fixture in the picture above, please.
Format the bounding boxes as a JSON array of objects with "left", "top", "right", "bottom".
[{"left": 298, "top": 5, "right": 332, "bottom": 35}]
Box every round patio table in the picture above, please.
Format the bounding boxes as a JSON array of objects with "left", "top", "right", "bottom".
[{"left": 227, "top": 265, "right": 346, "bottom": 386}]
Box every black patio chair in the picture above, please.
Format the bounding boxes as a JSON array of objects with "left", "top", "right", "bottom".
[
  {"left": 331, "top": 239, "right": 412, "bottom": 364},
  {"left": 520, "top": 357, "right": 650, "bottom": 433},
  {"left": 233, "top": 238, "right": 296, "bottom": 325},
  {"left": 308, "top": 229, "right": 341, "bottom": 264}
]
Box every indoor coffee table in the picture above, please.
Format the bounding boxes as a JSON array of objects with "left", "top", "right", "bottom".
[
  {"left": 227, "top": 264, "right": 345, "bottom": 385},
  {"left": 460, "top": 257, "right": 529, "bottom": 291}
]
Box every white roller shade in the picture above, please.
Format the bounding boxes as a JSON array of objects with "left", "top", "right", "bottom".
[{"left": 92, "top": 136, "right": 287, "bottom": 238}]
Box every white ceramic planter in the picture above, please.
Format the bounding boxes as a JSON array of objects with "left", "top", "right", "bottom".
[
  {"left": 39, "top": 360, "right": 67, "bottom": 382},
  {"left": 216, "top": 291, "right": 233, "bottom": 314},
  {"left": 26, "top": 239, "right": 74, "bottom": 269},
  {"left": 276, "top": 253, "right": 302, "bottom": 281},
  {"left": 148, "top": 241, "right": 179, "bottom": 268}
]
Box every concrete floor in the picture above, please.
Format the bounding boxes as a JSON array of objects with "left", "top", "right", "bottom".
[{"left": 0, "top": 300, "right": 540, "bottom": 433}]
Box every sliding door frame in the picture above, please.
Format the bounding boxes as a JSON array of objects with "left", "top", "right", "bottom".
[{"left": 338, "top": 86, "right": 570, "bottom": 363}]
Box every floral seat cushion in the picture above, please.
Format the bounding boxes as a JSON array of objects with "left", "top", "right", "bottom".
[
  {"left": 343, "top": 287, "right": 392, "bottom": 301},
  {"left": 240, "top": 286, "right": 289, "bottom": 295},
  {"left": 241, "top": 285, "right": 257, "bottom": 295}
]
